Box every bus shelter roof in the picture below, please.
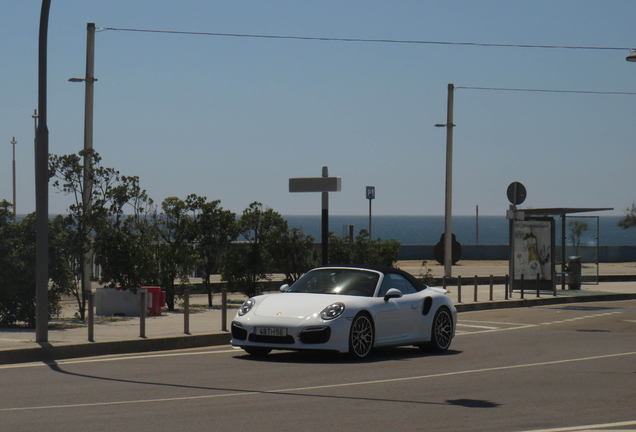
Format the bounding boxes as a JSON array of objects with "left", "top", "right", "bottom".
[{"left": 518, "top": 207, "right": 613, "bottom": 217}]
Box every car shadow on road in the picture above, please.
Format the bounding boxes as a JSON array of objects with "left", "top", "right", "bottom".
[{"left": 234, "top": 347, "right": 463, "bottom": 364}]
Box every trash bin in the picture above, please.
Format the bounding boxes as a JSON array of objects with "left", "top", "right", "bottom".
[
  {"left": 567, "top": 256, "right": 581, "bottom": 290},
  {"left": 142, "top": 286, "right": 165, "bottom": 316}
]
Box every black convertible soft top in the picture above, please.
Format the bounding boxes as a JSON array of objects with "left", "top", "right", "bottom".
[{"left": 316, "top": 265, "right": 428, "bottom": 292}]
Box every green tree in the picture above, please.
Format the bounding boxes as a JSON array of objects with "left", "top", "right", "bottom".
[
  {"left": 49, "top": 150, "right": 119, "bottom": 319},
  {"left": 618, "top": 203, "right": 636, "bottom": 229},
  {"left": 327, "top": 232, "right": 354, "bottom": 265},
  {"left": 93, "top": 175, "right": 161, "bottom": 291},
  {"left": 186, "top": 195, "right": 237, "bottom": 307},
  {"left": 568, "top": 220, "right": 589, "bottom": 256},
  {"left": 0, "top": 202, "right": 36, "bottom": 326},
  {"left": 156, "top": 197, "right": 199, "bottom": 310},
  {"left": 220, "top": 202, "right": 287, "bottom": 296},
  {"left": 0, "top": 202, "right": 65, "bottom": 326},
  {"left": 268, "top": 226, "right": 319, "bottom": 284},
  {"left": 48, "top": 215, "right": 82, "bottom": 317}
]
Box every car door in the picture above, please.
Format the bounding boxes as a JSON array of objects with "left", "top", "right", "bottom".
[{"left": 374, "top": 274, "right": 421, "bottom": 342}]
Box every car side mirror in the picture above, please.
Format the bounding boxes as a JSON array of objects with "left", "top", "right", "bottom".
[
  {"left": 280, "top": 284, "right": 290, "bottom": 293},
  {"left": 384, "top": 288, "right": 403, "bottom": 301}
]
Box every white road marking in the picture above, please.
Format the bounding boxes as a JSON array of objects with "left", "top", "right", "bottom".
[
  {"left": 460, "top": 320, "right": 528, "bottom": 326},
  {"left": 517, "top": 419, "right": 636, "bottom": 431},
  {"left": 1, "top": 350, "right": 634, "bottom": 413},
  {"left": 541, "top": 311, "right": 626, "bottom": 326},
  {"left": 456, "top": 319, "right": 538, "bottom": 334},
  {"left": 456, "top": 323, "right": 501, "bottom": 330},
  {"left": 455, "top": 324, "right": 537, "bottom": 335}
]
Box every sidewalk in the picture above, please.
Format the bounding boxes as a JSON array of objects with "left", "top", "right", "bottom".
[{"left": 1, "top": 261, "right": 635, "bottom": 365}]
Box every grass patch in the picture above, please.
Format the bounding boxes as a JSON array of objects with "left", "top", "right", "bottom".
[{"left": 227, "top": 299, "right": 244, "bottom": 304}]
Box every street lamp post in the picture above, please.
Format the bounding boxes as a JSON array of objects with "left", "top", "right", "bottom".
[
  {"left": 435, "top": 83, "right": 455, "bottom": 278},
  {"left": 10, "top": 137, "right": 17, "bottom": 222},
  {"left": 627, "top": 50, "right": 636, "bottom": 62},
  {"left": 35, "top": 0, "right": 52, "bottom": 343}
]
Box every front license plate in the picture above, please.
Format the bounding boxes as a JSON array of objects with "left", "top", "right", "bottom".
[{"left": 256, "top": 327, "right": 287, "bottom": 337}]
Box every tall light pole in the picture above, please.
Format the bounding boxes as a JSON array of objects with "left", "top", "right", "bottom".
[
  {"left": 435, "top": 83, "right": 455, "bottom": 278},
  {"left": 69, "top": 22, "right": 96, "bottom": 336},
  {"left": 35, "top": 0, "right": 52, "bottom": 343},
  {"left": 10, "top": 137, "right": 17, "bottom": 222}
]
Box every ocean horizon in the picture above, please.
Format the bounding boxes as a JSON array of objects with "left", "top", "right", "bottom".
[
  {"left": 13, "top": 214, "right": 636, "bottom": 246},
  {"left": 283, "top": 215, "right": 636, "bottom": 246}
]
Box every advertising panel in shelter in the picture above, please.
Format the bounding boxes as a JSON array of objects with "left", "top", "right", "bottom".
[{"left": 513, "top": 219, "right": 553, "bottom": 281}]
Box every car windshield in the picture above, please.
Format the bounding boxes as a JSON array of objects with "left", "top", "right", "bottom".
[{"left": 287, "top": 269, "right": 380, "bottom": 297}]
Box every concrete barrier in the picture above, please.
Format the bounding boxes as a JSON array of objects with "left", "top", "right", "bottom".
[{"left": 95, "top": 288, "right": 152, "bottom": 317}]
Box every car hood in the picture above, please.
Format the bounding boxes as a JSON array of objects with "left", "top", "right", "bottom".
[{"left": 253, "top": 293, "right": 340, "bottom": 319}]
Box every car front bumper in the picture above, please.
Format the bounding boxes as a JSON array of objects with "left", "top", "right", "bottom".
[{"left": 231, "top": 315, "right": 353, "bottom": 354}]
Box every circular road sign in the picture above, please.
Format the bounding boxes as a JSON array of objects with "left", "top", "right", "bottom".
[{"left": 507, "top": 182, "right": 527, "bottom": 205}]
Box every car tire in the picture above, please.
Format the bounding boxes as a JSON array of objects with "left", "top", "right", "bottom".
[
  {"left": 348, "top": 313, "right": 374, "bottom": 360},
  {"left": 244, "top": 347, "right": 272, "bottom": 356},
  {"left": 429, "top": 307, "right": 453, "bottom": 352}
]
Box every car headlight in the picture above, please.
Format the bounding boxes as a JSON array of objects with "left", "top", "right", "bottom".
[
  {"left": 320, "top": 302, "right": 345, "bottom": 320},
  {"left": 238, "top": 298, "right": 256, "bottom": 316}
]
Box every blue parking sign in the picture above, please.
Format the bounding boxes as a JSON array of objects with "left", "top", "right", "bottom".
[{"left": 366, "top": 186, "right": 375, "bottom": 200}]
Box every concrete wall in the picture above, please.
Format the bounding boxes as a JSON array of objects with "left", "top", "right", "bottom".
[{"left": 398, "top": 245, "right": 636, "bottom": 263}]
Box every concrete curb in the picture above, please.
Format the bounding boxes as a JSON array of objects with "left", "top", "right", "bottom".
[{"left": 0, "top": 332, "right": 232, "bottom": 365}]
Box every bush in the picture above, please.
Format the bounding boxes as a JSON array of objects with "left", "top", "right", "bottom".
[{"left": 328, "top": 229, "right": 401, "bottom": 267}]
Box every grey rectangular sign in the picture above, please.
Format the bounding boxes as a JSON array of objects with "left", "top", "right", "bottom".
[{"left": 289, "top": 177, "right": 342, "bottom": 193}]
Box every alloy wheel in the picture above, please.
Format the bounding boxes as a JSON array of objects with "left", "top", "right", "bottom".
[
  {"left": 349, "top": 314, "right": 374, "bottom": 359},
  {"left": 432, "top": 308, "right": 453, "bottom": 351}
]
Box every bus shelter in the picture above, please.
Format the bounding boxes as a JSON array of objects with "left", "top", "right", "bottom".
[{"left": 506, "top": 207, "right": 612, "bottom": 291}]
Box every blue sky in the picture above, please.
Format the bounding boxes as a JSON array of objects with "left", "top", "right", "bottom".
[{"left": 1, "top": 1, "right": 635, "bottom": 217}]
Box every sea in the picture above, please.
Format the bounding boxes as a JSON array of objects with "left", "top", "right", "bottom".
[
  {"left": 19, "top": 214, "right": 635, "bottom": 246},
  {"left": 283, "top": 215, "right": 636, "bottom": 246}
]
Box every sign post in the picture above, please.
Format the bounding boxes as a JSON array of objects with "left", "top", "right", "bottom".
[
  {"left": 366, "top": 186, "right": 375, "bottom": 239},
  {"left": 507, "top": 181, "right": 527, "bottom": 207},
  {"left": 289, "top": 167, "right": 342, "bottom": 265},
  {"left": 506, "top": 181, "right": 527, "bottom": 293}
]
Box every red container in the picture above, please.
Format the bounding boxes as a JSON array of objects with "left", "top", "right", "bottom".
[{"left": 142, "top": 286, "right": 164, "bottom": 316}]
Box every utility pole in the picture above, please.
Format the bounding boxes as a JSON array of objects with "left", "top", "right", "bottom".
[
  {"left": 436, "top": 83, "right": 455, "bottom": 278},
  {"left": 10, "top": 137, "right": 17, "bottom": 223},
  {"left": 83, "top": 23, "right": 96, "bottom": 326},
  {"left": 69, "top": 23, "right": 96, "bottom": 326}
]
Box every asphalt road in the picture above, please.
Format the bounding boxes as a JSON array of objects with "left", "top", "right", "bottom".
[{"left": 1, "top": 300, "right": 635, "bottom": 432}]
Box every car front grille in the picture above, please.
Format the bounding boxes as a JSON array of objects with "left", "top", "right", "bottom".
[{"left": 248, "top": 334, "right": 296, "bottom": 344}]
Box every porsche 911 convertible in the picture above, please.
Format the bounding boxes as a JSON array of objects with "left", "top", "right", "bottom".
[{"left": 231, "top": 265, "right": 457, "bottom": 359}]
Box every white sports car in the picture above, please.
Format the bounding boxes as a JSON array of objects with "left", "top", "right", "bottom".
[{"left": 231, "top": 265, "right": 457, "bottom": 359}]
